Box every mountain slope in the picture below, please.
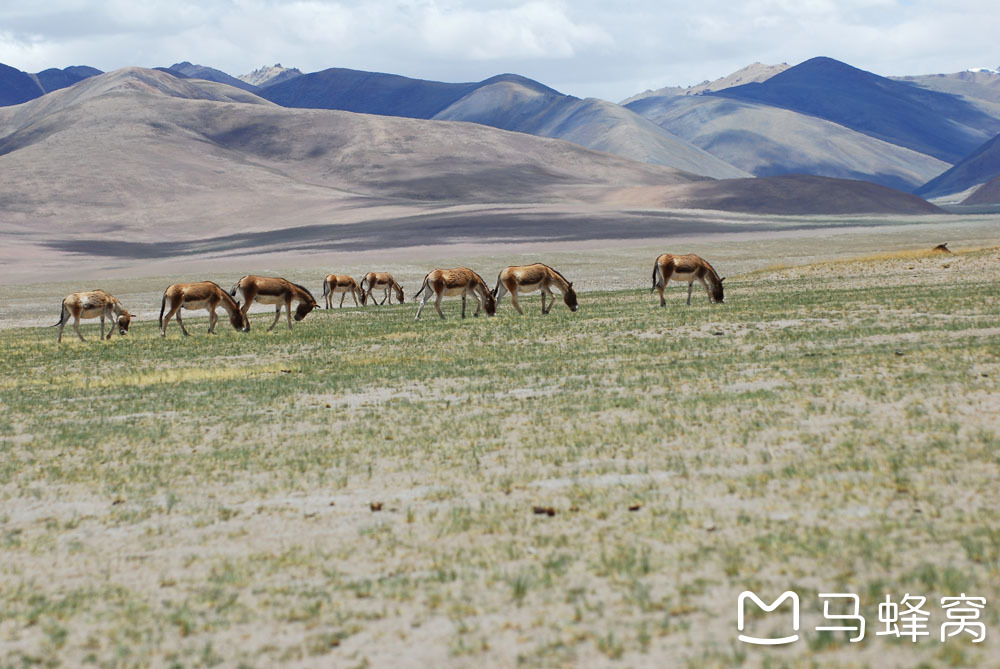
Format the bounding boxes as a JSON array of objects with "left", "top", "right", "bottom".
[
  {"left": 262, "top": 68, "right": 747, "bottom": 178},
  {"left": 963, "top": 174, "right": 1000, "bottom": 204},
  {"left": 0, "top": 67, "right": 274, "bottom": 141},
  {"left": 165, "top": 62, "right": 259, "bottom": 92},
  {"left": 893, "top": 70, "right": 1000, "bottom": 104},
  {"left": 621, "top": 62, "right": 789, "bottom": 105},
  {"left": 1, "top": 63, "right": 102, "bottom": 106},
  {"left": 916, "top": 133, "right": 1000, "bottom": 198},
  {"left": 625, "top": 94, "right": 950, "bottom": 191},
  {"left": 259, "top": 67, "right": 484, "bottom": 118},
  {"left": 238, "top": 64, "right": 303, "bottom": 88},
  {"left": 434, "top": 80, "right": 749, "bottom": 179},
  {"left": 711, "top": 57, "right": 1000, "bottom": 163},
  {"left": 608, "top": 175, "right": 942, "bottom": 215},
  {"left": 0, "top": 67, "right": 713, "bottom": 239}
]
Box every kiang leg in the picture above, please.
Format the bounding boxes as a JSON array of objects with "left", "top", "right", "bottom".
[
  {"left": 268, "top": 305, "right": 282, "bottom": 332},
  {"left": 73, "top": 314, "right": 85, "bottom": 341},
  {"left": 686, "top": 282, "right": 694, "bottom": 306},
  {"left": 208, "top": 307, "right": 218, "bottom": 334},
  {"left": 510, "top": 289, "right": 524, "bottom": 315},
  {"left": 286, "top": 299, "right": 294, "bottom": 330},
  {"left": 160, "top": 303, "right": 181, "bottom": 336},
  {"left": 435, "top": 292, "right": 445, "bottom": 320},
  {"left": 99, "top": 313, "right": 107, "bottom": 340},
  {"left": 415, "top": 289, "right": 433, "bottom": 320},
  {"left": 176, "top": 310, "right": 192, "bottom": 336},
  {"left": 461, "top": 294, "right": 467, "bottom": 319}
]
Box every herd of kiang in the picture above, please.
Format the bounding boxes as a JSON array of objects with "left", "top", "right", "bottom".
[{"left": 52, "top": 255, "right": 726, "bottom": 342}]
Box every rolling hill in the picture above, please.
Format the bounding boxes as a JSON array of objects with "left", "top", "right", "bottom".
[
  {"left": 162, "top": 61, "right": 259, "bottom": 92},
  {"left": 433, "top": 78, "right": 748, "bottom": 178},
  {"left": 620, "top": 62, "right": 789, "bottom": 105},
  {"left": 624, "top": 94, "right": 949, "bottom": 191},
  {"left": 604, "top": 174, "right": 942, "bottom": 215},
  {"left": 963, "top": 174, "right": 1000, "bottom": 205},
  {"left": 916, "top": 133, "right": 1000, "bottom": 199},
  {"left": 0, "top": 67, "right": 945, "bottom": 279},
  {"left": 0, "top": 68, "right": 711, "bottom": 235},
  {"left": 710, "top": 57, "right": 1000, "bottom": 164},
  {"left": 260, "top": 68, "right": 747, "bottom": 178},
  {"left": 0, "top": 63, "right": 101, "bottom": 106}
]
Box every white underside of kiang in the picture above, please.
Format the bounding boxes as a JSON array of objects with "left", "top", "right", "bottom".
[
  {"left": 514, "top": 281, "right": 545, "bottom": 293},
  {"left": 254, "top": 294, "right": 288, "bottom": 306},
  {"left": 440, "top": 286, "right": 473, "bottom": 297},
  {"left": 330, "top": 286, "right": 352, "bottom": 293},
  {"left": 180, "top": 299, "right": 213, "bottom": 311},
  {"left": 665, "top": 270, "right": 701, "bottom": 283},
  {"left": 74, "top": 305, "right": 111, "bottom": 319}
]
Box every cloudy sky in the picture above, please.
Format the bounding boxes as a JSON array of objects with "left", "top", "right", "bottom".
[{"left": 1, "top": 0, "right": 997, "bottom": 102}]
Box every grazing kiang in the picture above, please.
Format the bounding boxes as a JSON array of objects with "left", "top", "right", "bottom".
[
  {"left": 230, "top": 275, "right": 319, "bottom": 331},
  {"left": 493, "top": 263, "right": 579, "bottom": 315},
  {"left": 53, "top": 290, "right": 132, "bottom": 343},
  {"left": 414, "top": 267, "right": 496, "bottom": 320},
  {"left": 651, "top": 253, "right": 725, "bottom": 306},
  {"left": 322, "top": 274, "right": 362, "bottom": 309},
  {"left": 160, "top": 281, "right": 248, "bottom": 336},
  {"left": 360, "top": 272, "right": 404, "bottom": 306}
]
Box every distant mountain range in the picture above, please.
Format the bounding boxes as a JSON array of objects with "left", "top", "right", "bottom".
[{"left": 2, "top": 56, "right": 1000, "bottom": 206}]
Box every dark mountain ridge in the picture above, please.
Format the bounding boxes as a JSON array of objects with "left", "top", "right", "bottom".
[{"left": 710, "top": 56, "right": 1000, "bottom": 164}]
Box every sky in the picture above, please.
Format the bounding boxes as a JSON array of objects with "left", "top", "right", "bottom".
[{"left": 0, "top": 0, "right": 998, "bottom": 102}]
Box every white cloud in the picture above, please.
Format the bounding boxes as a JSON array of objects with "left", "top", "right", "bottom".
[{"left": 0, "top": 0, "right": 997, "bottom": 101}]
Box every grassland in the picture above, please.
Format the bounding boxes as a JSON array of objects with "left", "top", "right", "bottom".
[{"left": 1, "top": 246, "right": 999, "bottom": 668}]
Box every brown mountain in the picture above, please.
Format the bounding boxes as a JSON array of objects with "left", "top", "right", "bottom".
[
  {"left": 606, "top": 175, "right": 943, "bottom": 215},
  {"left": 0, "top": 68, "right": 943, "bottom": 276},
  {"left": 963, "top": 174, "right": 1000, "bottom": 204}
]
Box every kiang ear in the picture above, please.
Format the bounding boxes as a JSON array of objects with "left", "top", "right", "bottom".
[{"left": 720, "top": 277, "right": 726, "bottom": 282}]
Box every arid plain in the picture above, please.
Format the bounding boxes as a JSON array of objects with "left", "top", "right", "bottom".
[{"left": 3, "top": 212, "right": 1000, "bottom": 667}]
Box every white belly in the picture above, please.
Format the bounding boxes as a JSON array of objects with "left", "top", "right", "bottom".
[
  {"left": 77, "top": 306, "right": 108, "bottom": 319},
  {"left": 255, "top": 294, "right": 286, "bottom": 305},
  {"left": 516, "top": 281, "right": 542, "bottom": 293},
  {"left": 182, "top": 299, "right": 212, "bottom": 311}
]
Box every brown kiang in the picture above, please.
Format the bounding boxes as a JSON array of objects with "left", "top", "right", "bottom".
[
  {"left": 230, "top": 275, "right": 319, "bottom": 331},
  {"left": 414, "top": 267, "right": 496, "bottom": 320},
  {"left": 159, "top": 281, "right": 248, "bottom": 336}
]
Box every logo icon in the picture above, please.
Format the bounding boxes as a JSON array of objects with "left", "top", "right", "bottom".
[{"left": 738, "top": 591, "right": 800, "bottom": 645}]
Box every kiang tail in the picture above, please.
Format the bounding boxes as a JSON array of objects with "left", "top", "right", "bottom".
[
  {"left": 414, "top": 274, "right": 430, "bottom": 300},
  {"left": 50, "top": 302, "right": 66, "bottom": 327}
]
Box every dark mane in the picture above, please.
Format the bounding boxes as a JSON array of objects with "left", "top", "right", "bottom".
[
  {"left": 544, "top": 264, "right": 573, "bottom": 288},
  {"left": 291, "top": 281, "right": 316, "bottom": 300},
  {"left": 702, "top": 260, "right": 722, "bottom": 284}
]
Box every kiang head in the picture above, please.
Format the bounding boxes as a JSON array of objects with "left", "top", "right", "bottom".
[
  {"left": 394, "top": 284, "right": 405, "bottom": 304},
  {"left": 713, "top": 277, "right": 726, "bottom": 304},
  {"left": 231, "top": 307, "right": 250, "bottom": 332},
  {"left": 564, "top": 284, "right": 579, "bottom": 312},
  {"left": 117, "top": 312, "right": 132, "bottom": 335},
  {"left": 483, "top": 290, "right": 496, "bottom": 316},
  {"left": 294, "top": 299, "right": 318, "bottom": 321}
]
